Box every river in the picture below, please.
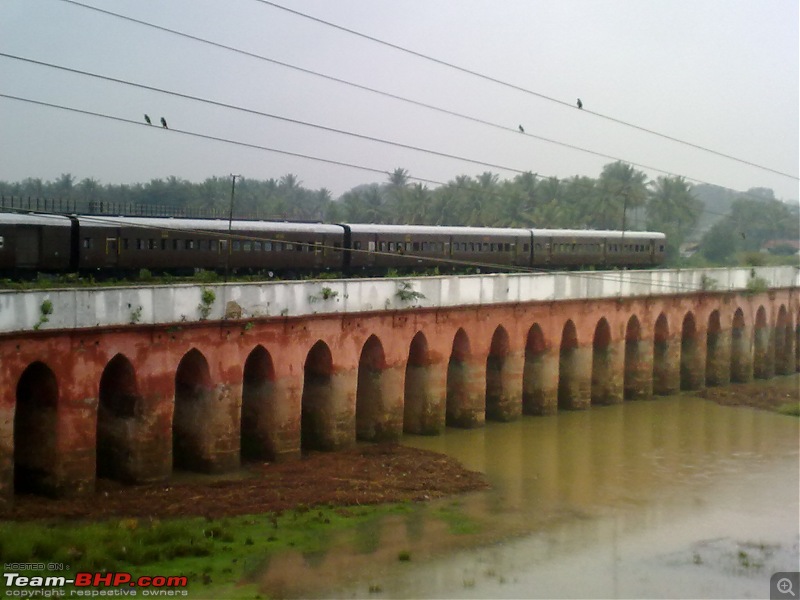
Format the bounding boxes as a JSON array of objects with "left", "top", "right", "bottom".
[{"left": 260, "top": 389, "right": 800, "bottom": 599}]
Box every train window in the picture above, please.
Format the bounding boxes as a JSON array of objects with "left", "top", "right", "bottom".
[
  {"left": 297, "top": 244, "right": 304, "bottom": 252},
  {"left": 83, "top": 237, "right": 93, "bottom": 249},
  {"left": 147, "top": 239, "right": 155, "bottom": 250},
  {"left": 254, "top": 241, "right": 262, "bottom": 251},
  {"left": 183, "top": 240, "right": 193, "bottom": 250},
  {"left": 122, "top": 239, "right": 129, "bottom": 250},
  {"left": 136, "top": 239, "right": 144, "bottom": 250},
  {"left": 232, "top": 241, "right": 241, "bottom": 251},
  {"left": 354, "top": 241, "right": 362, "bottom": 251},
  {"left": 275, "top": 242, "right": 283, "bottom": 251},
  {"left": 659, "top": 245, "right": 665, "bottom": 252},
  {"left": 161, "top": 239, "right": 167, "bottom": 250},
  {"left": 315, "top": 241, "right": 323, "bottom": 254},
  {"left": 388, "top": 242, "right": 395, "bottom": 251},
  {"left": 243, "top": 242, "right": 252, "bottom": 252},
  {"left": 285, "top": 243, "right": 294, "bottom": 251},
  {"left": 415, "top": 242, "right": 422, "bottom": 251},
  {"left": 368, "top": 241, "right": 376, "bottom": 252},
  {"left": 379, "top": 241, "right": 387, "bottom": 252},
  {"left": 211, "top": 240, "right": 219, "bottom": 252},
  {"left": 0, "top": 236, "right": 4, "bottom": 249},
  {"left": 264, "top": 241, "right": 272, "bottom": 251}
]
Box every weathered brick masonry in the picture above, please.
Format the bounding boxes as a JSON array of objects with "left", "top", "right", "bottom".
[{"left": 0, "top": 287, "right": 797, "bottom": 505}]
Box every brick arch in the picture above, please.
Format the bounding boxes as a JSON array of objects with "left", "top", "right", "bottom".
[
  {"left": 653, "top": 312, "right": 676, "bottom": 395},
  {"left": 523, "top": 323, "right": 554, "bottom": 414},
  {"left": 753, "top": 305, "right": 771, "bottom": 379},
  {"left": 404, "top": 331, "right": 443, "bottom": 435},
  {"left": 301, "top": 340, "right": 336, "bottom": 451},
  {"left": 680, "top": 311, "right": 703, "bottom": 390},
  {"left": 97, "top": 353, "right": 142, "bottom": 482},
  {"left": 705, "top": 309, "right": 728, "bottom": 387},
  {"left": 356, "top": 334, "right": 399, "bottom": 442},
  {"left": 775, "top": 305, "right": 793, "bottom": 375},
  {"left": 447, "top": 328, "right": 483, "bottom": 427},
  {"left": 796, "top": 308, "right": 800, "bottom": 373},
  {"left": 240, "top": 345, "right": 277, "bottom": 461},
  {"left": 624, "top": 314, "right": 650, "bottom": 400},
  {"left": 730, "top": 307, "right": 751, "bottom": 382},
  {"left": 486, "top": 325, "right": 518, "bottom": 421},
  {"left": 173, "top": 348, "right": 215, "bottom": 472},
  {"left": 15, "top": 361, "right": 59, "bottom": 496},
  {"left": 591, "top": 317, "right": 615, "bottom": 405},
  {"left": 559, "top": 319, "right": 587, "bottom": 409}
]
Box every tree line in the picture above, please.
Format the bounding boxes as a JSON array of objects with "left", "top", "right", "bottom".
[{"left": 1, "top": 163, "right": 796, "bottom": 266}]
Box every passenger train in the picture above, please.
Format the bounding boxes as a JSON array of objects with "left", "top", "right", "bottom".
[{"left": 0, "top": 212, "right": 666, "bottom": 276}]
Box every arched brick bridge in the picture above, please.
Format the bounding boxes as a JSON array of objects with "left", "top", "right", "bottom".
[{"left": 0, "top": 266, "right": 797, "bottom": 504}]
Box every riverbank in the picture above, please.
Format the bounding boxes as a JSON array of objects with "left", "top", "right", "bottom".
[
  {"left": 1, "top": 444, "right": 488, "bottom": 521},
  {"left": 699, "top": 373, "right": 799, "bottom": 415}
]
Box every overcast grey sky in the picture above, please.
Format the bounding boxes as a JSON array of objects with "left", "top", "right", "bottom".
[{"left": 1, "top": 0, "right": 797, "bottom": 202}]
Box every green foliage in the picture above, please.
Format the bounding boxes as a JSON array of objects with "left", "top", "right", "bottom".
[
  {"left": 396, "top": 281, "right": 426, "bottom": 303},
  {"left": 744, "top": 275, "right": 769, "bottom": 295},
  {"left": 309, "top": 286, "right": 339, "bottom": 303},
  {"left": 198, "top": 288, "right": 215, "bottom": 319},
  {"left": 33, "top": 299, "right": 54, "bottom": 330},
  {"left": 129, "top": 305, "right": 143, "bottom": 324}
]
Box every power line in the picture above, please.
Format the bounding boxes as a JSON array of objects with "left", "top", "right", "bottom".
[
  {"left": 0, "top": 51, "right": 717, "bottom": 186},
  {"left": 57, "top": 0, "right": 797, "bottom": 185},
  {"left": 0, "top": 91, "right": 782, "bottom": 225},
  {"left": 253, "top": 0, "right": 799, "bottom": 182},
  {"left": 0, "top": 53, "right": 783, "bottom": 218}
]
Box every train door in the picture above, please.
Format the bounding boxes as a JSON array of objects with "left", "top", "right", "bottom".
[
  {"left": 105, "top": 237, "right": 118, "bottom": 266},
  {"left": 16, "top": 226, "right": 40, "bottom": 268}
]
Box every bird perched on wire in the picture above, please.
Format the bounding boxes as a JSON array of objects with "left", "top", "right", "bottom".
[
  {"left": 144, "top": 114, "right": 152, "bottom": 125},
  {"left": 577, "top": 98, "right": 583, "bottom": 109},
  {"left": 518, "top": 125, "right": 525, "bottom": 133},
  {"left": 160, "top": 117, "right": 168, "bottom": 129}
]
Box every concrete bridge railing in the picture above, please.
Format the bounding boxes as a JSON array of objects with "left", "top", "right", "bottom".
[{"left": 1, "top": 266, "right": 797, "bottom": 333}]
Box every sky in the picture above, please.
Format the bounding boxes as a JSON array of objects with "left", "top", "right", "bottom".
[{"left": 1, "top": 0, "right": 798, "bottom": 203}]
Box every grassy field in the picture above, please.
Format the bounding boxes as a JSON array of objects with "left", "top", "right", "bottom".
[{"left": 0, "top": 501, "right": 483, "bottom": 599}]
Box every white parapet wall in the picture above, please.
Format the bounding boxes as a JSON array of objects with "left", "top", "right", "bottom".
[{"left": 0, "top": 266, "right": 797, "bottom": 334}]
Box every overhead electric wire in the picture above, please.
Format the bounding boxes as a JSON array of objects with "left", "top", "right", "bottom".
[
  {"left": 56, "top": 0, "right": 797, "bottom": 185},
  {"left": 0, "top": 55, "right": 783, "bottom": 218},
  {"left": 0, "top": 90, "right": 775, "bottom": 224},
  {"left": 254, "top": 0, "right": 799, "bottom": 182}
]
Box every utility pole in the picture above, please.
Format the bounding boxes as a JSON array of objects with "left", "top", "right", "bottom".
[{"left": 225, "top": 174, "right": 241, "bottom": 282}]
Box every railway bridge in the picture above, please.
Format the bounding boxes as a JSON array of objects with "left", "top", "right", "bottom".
[{"left": 0, "top": 266, "right": 798, "bottom": 505}]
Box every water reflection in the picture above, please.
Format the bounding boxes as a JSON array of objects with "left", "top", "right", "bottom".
[{"left": 259, "top": 392, "right": 800, "bottom": 599}]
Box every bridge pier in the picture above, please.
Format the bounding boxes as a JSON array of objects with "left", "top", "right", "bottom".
[{"left": 0, "top": 274, "right": 796, "bottom": 506}]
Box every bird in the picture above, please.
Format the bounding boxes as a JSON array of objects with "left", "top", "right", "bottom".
[
  {"left": 577, "top": 98, "right": 583, "bottom": 109},
  {"left": 144, "top": 114, "right": 151, "bottom": 125},
  {"left": 518, "top": 125, "right": 525, "bottom": 133},
  {"left": 160, "top": 117, "right": 168, "bottom": 129}
]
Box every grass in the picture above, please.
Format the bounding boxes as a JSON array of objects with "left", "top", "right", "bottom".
[
  {"left": 776, "top": 401, "right": 800, "bottom": 416},
  {"left": 0, "top": 501, "right": 478, "bottom": 598}
]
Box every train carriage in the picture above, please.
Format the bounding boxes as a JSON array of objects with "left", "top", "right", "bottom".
[
  {"left": 77, "top": 216, "right": 346, "bottom": 274},
  {"left": 0, "top": 213, "right": 73, "bottom": 273},
  {"left": 345, "top": 224, "right": 532, "bottom": 272}
]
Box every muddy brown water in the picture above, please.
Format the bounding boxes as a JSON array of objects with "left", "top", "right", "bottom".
[{"left": 258, "top": 385, "right": 800, "bottom": 599}]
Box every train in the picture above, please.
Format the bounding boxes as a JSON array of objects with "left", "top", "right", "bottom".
[{"left": 0, "top": 212, "right": 667, "bottom": 277}]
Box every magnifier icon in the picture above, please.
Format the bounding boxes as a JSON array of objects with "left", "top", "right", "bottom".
[{"left": 778, "top": 578, "right": 796, "bottom": 597}]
